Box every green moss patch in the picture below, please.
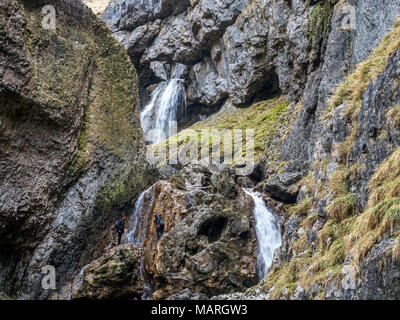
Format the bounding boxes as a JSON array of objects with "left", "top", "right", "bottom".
[{"left": 150, "top": 95, "right": 290, "bottom": 166}]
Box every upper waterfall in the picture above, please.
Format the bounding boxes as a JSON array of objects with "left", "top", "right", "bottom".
[{"left": 140, "top": 67, "right": 187, "bottom": 145}]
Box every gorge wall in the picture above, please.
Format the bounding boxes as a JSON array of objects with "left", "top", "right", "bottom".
[
  {"left": 100, "top": 0, "right": 400, "bottom": 299},
  {"left": 2, "top": 0, "right": 400, "bottom": 300},
  {"left": 0, "top": 0, "right": 151, "bottom": 299}
]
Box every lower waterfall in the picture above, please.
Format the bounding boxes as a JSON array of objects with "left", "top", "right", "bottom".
[{"left": 243, "top": 189, "right": 282, "bottom": 279}]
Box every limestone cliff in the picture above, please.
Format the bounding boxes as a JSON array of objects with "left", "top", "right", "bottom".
[
  {"left": 3, "top": 0, "right": 400, "bottom": 301},
  {"left": 101, "top": 0, "right": 400, "bottom": 300},
  {"left": 0, "top": 0, "right": 149, "bottom": 299}
]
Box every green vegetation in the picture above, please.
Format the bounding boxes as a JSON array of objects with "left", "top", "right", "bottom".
[
  {"left": 257, "top": 18, "right": 400, "bottom": 299},
  {"left": 22, "top": 5, "right": 145, "bottom": 210},
  {"left": 308, "top": 0, "right": 335, "bottom": 64},
  {"left": 151, "top": 95, "right": 290, "bottom": 166}
]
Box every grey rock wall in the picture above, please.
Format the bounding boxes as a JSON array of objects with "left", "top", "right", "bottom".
[{"left": 0, "top": 0, "right": 150, "bottom": 299}]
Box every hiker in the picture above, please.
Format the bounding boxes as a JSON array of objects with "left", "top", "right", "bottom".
[
  {"left": 115, "top": 215, "right": 126, "bottom": 245},
  {"left": 153, "top": 212, "right": 164, "bottom": 240}
]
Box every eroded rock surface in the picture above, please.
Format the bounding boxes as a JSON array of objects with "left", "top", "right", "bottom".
[
  {"left": 73, "top": 164, "right": 261, "bottom": 299},
  {"left": 0, "top": 0, "right": 149, "bottom": 299},
  {"left": 71, "top": 244, "right": 144, "bottom": 300}
]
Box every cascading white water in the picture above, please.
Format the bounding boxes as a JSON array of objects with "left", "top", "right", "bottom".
[
  {"left": 124, "top": 185, "right": 156, "bottom": 300},
  {"left": 124, "top": 189, "right": 146, "bottom": 245},
  {"left": 152, "top": 78, "right": 186, "bottom": 144},
  {"left": 140, "top": 75, "right": 186, "bottom": 145},
  {"left": 243, "top": 189, "right": 282, "bottom": 279},
  {"left": 124, "top": 185, "right": 154, "bottom": 245},
  {"left": 140, "top": 85, "right": 163, "bottom": 143}
]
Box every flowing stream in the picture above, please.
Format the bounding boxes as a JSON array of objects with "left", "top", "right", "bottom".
[{"left": 243, "top": 189, "right": 282, "bottom": 279}]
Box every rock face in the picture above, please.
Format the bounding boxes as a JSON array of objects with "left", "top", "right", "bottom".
[
  {"left": 81, "top": 164, "right": 260, "bottom": 300},
  {"left": 3, "top": 0, "right": 400, "bottom": 301},
  {"left": 238, "top": 15, "right": 400, "bottom": 300},
  {"left": 264, "top": 173, "right": 302, "bottom": 204},
  {"left": 0, "top": 0, "right": 149, "bottom": 299},
  {"left": 66, "top": 164, "right": 261, "bottom": 300},
  {"left": 103, "top": 0, "right": 400, "bottom": 300},
  {"left": 103, "top": 0, "right": 400, "bottom": 136},
  {"left": 143, "top": 165, "right": 259, "bottom": 299},
  {"left": 71, "top": 244, "right": 144, "bottom": 300},
  {"left": 104, "top": 0, "right": 400, "bottom": 118},
  {"left": 104, "top": 0, "right": 310, "bottom": 108}
]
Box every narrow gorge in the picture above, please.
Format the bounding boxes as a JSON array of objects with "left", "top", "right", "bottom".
[{"left": 1, "top": 0, "right": 400, "bottom": 301}]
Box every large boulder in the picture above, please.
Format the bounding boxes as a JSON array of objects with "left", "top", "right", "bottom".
[
  {"left": 71, "top": 244, "right": 144, "bottom": 300},
  {"left": 141, "top": 164, "right": 259, "bottom": 299},
  {"left": 264, "top": 172, "right": 302, "bottom": 204},
  {"left": 64, "top": 164, "right": 260, "bottom": 300}
]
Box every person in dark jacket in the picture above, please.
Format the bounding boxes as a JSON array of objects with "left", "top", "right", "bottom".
[
  {"left": 115, "top": 215, "right": 126, "bottom": 245},
  {"left": 153, "top": 213, "right": 164, "bottom": 240}
]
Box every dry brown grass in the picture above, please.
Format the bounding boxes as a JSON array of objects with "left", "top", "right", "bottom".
[
  {"left": 325, "top": 18, "right": 400, "bottom": 168},
  {"left": 327, "top": 193, "right": 357, "bottom": 221},
  {"left": 344, "top": 148, "right": 400, "bottom": 263},
  {"left": 327, "top": 166, "right": 350, "bottom": 196},
  {"left": 386, "top": 105, "right": 400, "bottom": 127},
  {"left": 329, "top": 18, "right": 400, "bottom": 120},
  {"left": 249, "top": 19, "right": 400, "bottom": 298},
  {"left": 289, "top": 197, "right": 313, "bottom": 217}
]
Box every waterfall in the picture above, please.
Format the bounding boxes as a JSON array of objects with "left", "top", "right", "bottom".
[
  {"left": 124, "top": 185, "right": 155, "bottom": 245},
  {"left": 243, "top": 189, "right": 282, "bottom": 279},
  {"left": 124, "top": 184, "right": 157, "bottom": 300},
  {"left": 124, "top": 189, "right": 146, "bottom": 245},
  {"left": 66, "top": 263, "right": 90, "bottom": 300},
  {"left": 140, "top": 71, "right": 186, "bottom": 145}
]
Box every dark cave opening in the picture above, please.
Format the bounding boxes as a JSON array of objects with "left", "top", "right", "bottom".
[
  {"left": 248, "top": 70, "right": 281, "bottom": 106},
  {"left": 197, "top": 216, "right": 228, "bottom": 243}
]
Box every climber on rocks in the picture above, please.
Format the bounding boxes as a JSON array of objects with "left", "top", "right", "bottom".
[
  {"left": 115, "top": 215, "right": 126, "bottom": 245},
  {"left": 153, "top": 213, "right": 165, "bottom": 240}
]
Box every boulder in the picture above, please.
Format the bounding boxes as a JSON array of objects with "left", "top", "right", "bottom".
[
  {"left": 264, "top": 172, "right": 302, "bottom": 204},
  {"left": 142, "top": 164, "right": 258, "bottom": 299},
  {"left": 71, "top": 244, "right": 144, "bottom": 300}
]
